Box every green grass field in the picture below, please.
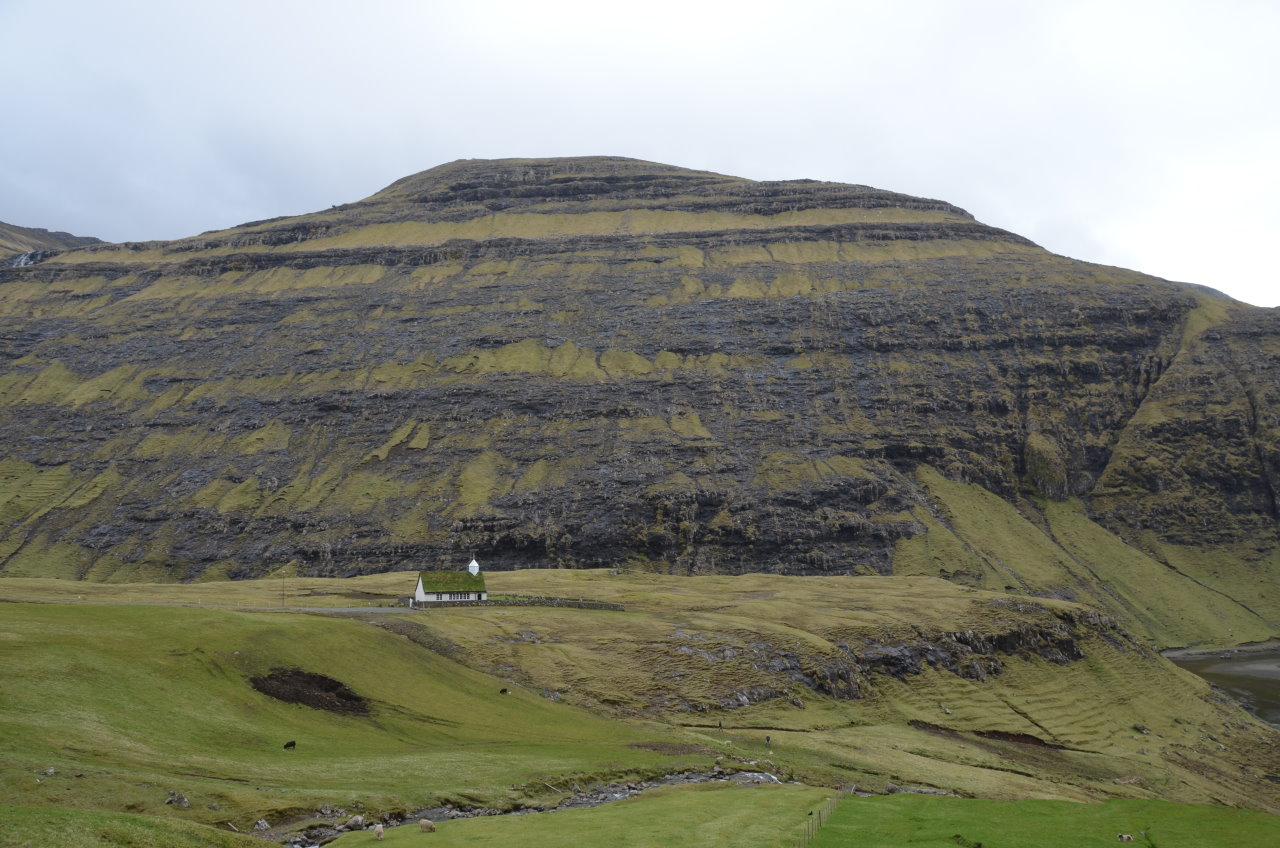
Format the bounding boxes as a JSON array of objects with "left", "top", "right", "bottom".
[
  {"left": 0, "top": 805, "right": 262, "bottom": 848},
  {"left": 329, "top": 783, "right": 834, "bottom": 848},
  {"left": 809, "top": 794, "right": 1280, "bottom": 848}
]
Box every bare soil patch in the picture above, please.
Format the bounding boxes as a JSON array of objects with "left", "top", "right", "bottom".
[{"left": 249, "top": 668, "right": 370, "bottom": 715}]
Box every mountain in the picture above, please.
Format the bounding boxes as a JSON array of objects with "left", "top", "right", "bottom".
[
  {"left": 0, "top": 220, "right": 103, "bottom": 262},
  {"left": 0, "top": 156, "right": 1276, "bottom": 648}
]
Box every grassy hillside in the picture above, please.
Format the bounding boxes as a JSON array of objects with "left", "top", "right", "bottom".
[
  {"left": 0, "top": 600, "right": 708, "bottom": 834},
  {"left": 893, "top": 466, "right": 1280, "bottom": 648},
  {"left": 384, "top": 570, "right": 1279, "bottom": 810},
  {"left": 3, "top": 568, "right": 1276, "bottom": 846}
]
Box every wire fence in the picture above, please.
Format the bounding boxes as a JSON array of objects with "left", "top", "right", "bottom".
[{"left": 791, "top": 784, "right": 856, "bottom": 848}]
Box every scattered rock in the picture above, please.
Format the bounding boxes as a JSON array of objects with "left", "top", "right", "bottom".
[
  {"left": 730, "top": 772, "right": 781, "bottom": 784},
  {"left": 884, "top": 782, "right": 951, "bottom": 796}
]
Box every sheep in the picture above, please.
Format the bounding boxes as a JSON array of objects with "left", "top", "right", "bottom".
[
  {"left": 283, "top": 740, "right": 296, "bottom": 750},
  {"left": 420, "top": 818, "right": 436, "bottom": 832},
  {"left": 1117, "top": 835, "right": 1134, "bottom": 842},
  {"left": 373, "top": 822, "right": 384, "bottom": 840}
]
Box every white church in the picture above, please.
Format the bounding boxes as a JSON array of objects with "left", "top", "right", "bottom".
[{"left": 412, "top": 558, "right": 488, "bottom": 605}]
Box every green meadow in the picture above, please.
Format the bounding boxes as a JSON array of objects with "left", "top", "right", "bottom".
[
  {"left": 809, "top": 795, "right": 1280, "bottom": 848},
  {"left": 0, "top": 805, "right": 262, "bottom": 848},
  {"left": 323, "top": 792, "right": 1280, "bottom": 848},
  {"left": 330, "top": 783, "right": 833, "bottom": 848}
]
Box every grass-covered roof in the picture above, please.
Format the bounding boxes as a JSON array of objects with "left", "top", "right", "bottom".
[{"left": 418, "top": 569, "right": 486, "bottom": 591}]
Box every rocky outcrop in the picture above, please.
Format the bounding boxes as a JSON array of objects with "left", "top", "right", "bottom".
[{"left": 699, "top": 609, "right": 1133, "bottom": 710}]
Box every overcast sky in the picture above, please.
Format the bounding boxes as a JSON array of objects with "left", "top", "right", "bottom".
[{"left": 3, "top": 0, "right": 1276, "bottom": 306}]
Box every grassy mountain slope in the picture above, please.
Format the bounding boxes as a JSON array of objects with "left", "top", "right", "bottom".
[
  {"left": 894, "top": 466, "right": 1280, "bottom": 648},
  {"left": 0, "top": 157, "right": 1277, "bottom": 652}
]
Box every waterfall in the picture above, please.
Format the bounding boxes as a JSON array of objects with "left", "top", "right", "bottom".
[{"left": 7, "top": 250, "right": 52, "bottom": 267}]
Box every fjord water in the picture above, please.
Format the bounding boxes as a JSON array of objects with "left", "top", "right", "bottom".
[{"left": 1171, "top": 649, "right": 1280, "bottom": 726}]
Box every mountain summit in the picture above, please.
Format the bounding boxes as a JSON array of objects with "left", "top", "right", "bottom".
[{"left": 0, "top": 157, "right": 1276, "bottom": 648}]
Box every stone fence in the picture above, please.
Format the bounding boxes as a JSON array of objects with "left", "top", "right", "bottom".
[{"left": 406, "top": 594, "right": 624, "bottom": 611}]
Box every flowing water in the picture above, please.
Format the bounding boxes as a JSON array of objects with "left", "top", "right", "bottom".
[{"left": 1170, "top": 649, "right": 1280, "bottom": 726}]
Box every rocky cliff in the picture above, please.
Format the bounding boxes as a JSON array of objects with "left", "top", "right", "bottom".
[{"left": 1, "top": 157, "right": 1276, "bottom": 647}]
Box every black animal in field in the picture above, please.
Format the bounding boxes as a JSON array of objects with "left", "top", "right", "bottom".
[{"left": 283, "top": 740, "right": 296, "bottom": 750}]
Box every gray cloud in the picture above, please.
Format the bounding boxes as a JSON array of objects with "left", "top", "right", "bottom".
[{"left": 3, "top": 0, "right": 1276, "bottom": 306}]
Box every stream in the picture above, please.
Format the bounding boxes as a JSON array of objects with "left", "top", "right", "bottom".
[
  {"left": 1169, "top": 648, "right": 1280, "bottom": 726},
  {"left": 287, "top": 768, "right": 785, "bottom": 846}
]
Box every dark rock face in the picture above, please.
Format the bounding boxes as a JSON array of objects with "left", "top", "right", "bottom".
[
  {"left": 746, "top": 610, "right": 1120, "bottom": 705},
  {"left": 1091, "top": 308, "right": 1280, "bottom": 545},
  {"left": 0, "top": 157, "right": 1276, "bottom": 631}
]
